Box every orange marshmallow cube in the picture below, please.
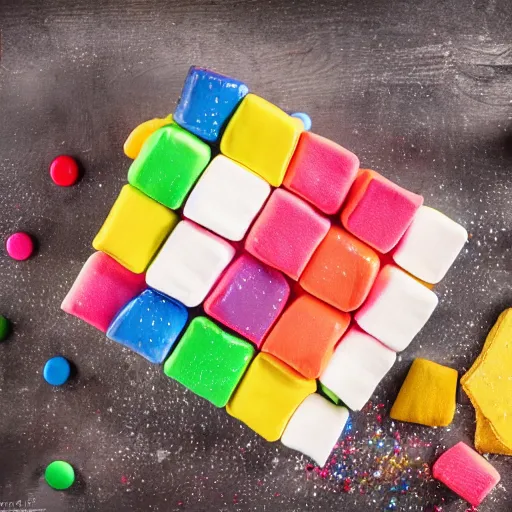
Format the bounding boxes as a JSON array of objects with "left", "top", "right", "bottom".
[
  {"left": 300, "top": 227, "right": 380, "bottom": 312},
  {"left": 262, "top": 294, "right": 350, "bottom": 379}
]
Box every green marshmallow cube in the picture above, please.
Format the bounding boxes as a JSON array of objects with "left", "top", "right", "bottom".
[
  {"left": 128, "top": 124, "right": 211, "bottom": 210},
  {"left": 164, "top": 317, "right": 255, "bottom": 407}
]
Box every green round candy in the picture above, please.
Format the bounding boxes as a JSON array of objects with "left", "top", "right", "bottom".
[
  {"left": 45, "top": 460, "right": 75, "bottom": 490},
  {"left": 0, "top": 316, "right": 10, "bottom": 341}
]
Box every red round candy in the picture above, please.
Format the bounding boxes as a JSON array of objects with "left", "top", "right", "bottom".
[
  {"left": 50, "top": 155, "right": 79, "bottom": 186},
  {"left": 6, "top": 232, "right": 34, "bottom": 261}
]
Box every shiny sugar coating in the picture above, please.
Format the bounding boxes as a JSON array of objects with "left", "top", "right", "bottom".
[
  {"left": 164, "top": 317, "right": 255, "bottom": 408},
  {"left": 107, "top": 289, "right": 188, "bottom": 364},
  {"left": 174, "top": 66, "right": 249, "bottom": 143}
]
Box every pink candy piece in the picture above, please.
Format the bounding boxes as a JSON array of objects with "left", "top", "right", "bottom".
[
  {"left": 6, "top": 232, "right": 34, "bottom": 261},
  {"left": 283, "top": 132, "right": 359, "bottom": 215},
  {"left": 61, "top": 252, "right": 146, "bottom": 332},
  {"left": 433, "top": 442, "right": 500, "bottom": 507},
  {"left": 341, "top": 169, "right": 423, "bottom": 253},
  {"left": 245, "top": 189, "right": 330, "bottom": 280}
]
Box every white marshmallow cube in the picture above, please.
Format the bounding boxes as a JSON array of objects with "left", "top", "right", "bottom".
[
  {"left": 320, "top": 327, "right": 396, "bottom": 411},
  {"left": 393, "top": 206, "right": 467, "bottom": 284},
  {"left": 146, "top": 220, "right": 235, "bottom": 307},
  {"left": 184, "top": 155, "right": 271, "bottom": 241},
  {"left": 281, "top": 394, "right": 349, "bottom": 467},
  {"left": 355, "top": 265, "right": 438, "bottom": 351}
]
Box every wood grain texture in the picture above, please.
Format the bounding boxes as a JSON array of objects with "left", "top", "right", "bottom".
[{"left": 0, "top": 0, "right": 511, "bottom": 511}]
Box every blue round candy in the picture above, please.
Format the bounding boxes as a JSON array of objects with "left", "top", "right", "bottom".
[
  {"left": 43, "top": 356, "right": 71, "bottom": 386},
  {"left": 291, "top": 112, "right": 312, "bottom": 131}
]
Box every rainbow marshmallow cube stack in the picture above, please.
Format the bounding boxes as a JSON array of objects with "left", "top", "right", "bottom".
[{"left": 62, "top": 66, "right": 467, "bottom": 467}]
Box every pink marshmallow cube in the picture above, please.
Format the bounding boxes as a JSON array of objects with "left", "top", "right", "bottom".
[
  {"left": 283, "top": 132, "right": 359, "bottom": 215},
  {"left": 245, "top": 189, "right": 330, "bottom": 280},
  {"left": 433, "top": 442, "right": 500, "bottom": 507},
  {"left": 341, "top": 169, "right": 423, "bottom": 253},
  {"left": 61, "top": 252, "right": 146, "bottom": 332}
]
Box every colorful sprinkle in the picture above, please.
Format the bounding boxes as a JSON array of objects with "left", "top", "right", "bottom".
[{"left": 303, "top": 402, "right": 451, "bottom": 511}]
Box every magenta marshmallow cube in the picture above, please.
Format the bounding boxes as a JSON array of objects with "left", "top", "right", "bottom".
[
  {"left": 341, "top": 169, "right": 423, "bottom": 253},
  {"left": 433, "top": 442, "right": 500, "bottom": 507},
  {"left": 245, "top": 189, "right": 330, "bottom": 280},
  {"left": 204, "top": 254, "right": 290, "bottom": 348},
  {"left": 283, "top": 132, "right": 359, "bottom": 215},
  {"left": 61, "top": 252, "right": 146, "bottom": 332}
]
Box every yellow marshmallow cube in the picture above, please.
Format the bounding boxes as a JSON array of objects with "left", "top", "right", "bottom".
[
  {"left": 226, "top": 353, "right": 315, "bottom": 441},
  {"left": 93, "top": 184, "right": 178, "bottom": 274},
  {"left": 220, "top": 94, "right": 303, "bottom": 187},
  {"left": 390, "top": 358, "right": 458, "bottom": 427}
]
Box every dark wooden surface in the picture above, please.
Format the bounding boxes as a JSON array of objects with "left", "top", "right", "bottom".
[{"left": 0, "top": 1, "right": 512, "bottom": 511}]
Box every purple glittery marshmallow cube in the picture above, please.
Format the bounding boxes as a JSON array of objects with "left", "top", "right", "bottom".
[{"left": 204, "top": 254, "right": 290, "bottom": 347}]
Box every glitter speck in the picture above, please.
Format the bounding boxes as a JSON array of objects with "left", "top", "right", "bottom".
[{"left": 303, "top": 402, "right": 446, "bottom": 510}]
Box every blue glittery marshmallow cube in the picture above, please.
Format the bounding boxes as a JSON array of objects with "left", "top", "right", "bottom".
[
  {"left": 107, "top": 289, "right": 188, "bottom": 364},
  {"left": 174, "top": 66, "right": 249, "bottom": 143}
]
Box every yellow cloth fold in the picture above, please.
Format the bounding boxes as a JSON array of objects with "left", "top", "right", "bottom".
[
  {"left": 462, "top": 308, "right": 512, "bottom": 455},
  {"left": 475, "top": 410, "right": 512, "bottom": 455}
]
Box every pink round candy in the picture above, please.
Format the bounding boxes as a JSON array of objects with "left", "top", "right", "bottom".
[{"left": 6, "top": 232, "right": 34, "bottom": 261}]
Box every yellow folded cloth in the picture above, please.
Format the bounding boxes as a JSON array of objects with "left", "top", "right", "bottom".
[
  {"left": 475, "top": 410, "right": 512, "bottom": 455},
  {"left": 462, "top": 308, "right": 512, "bottom": 454}
]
